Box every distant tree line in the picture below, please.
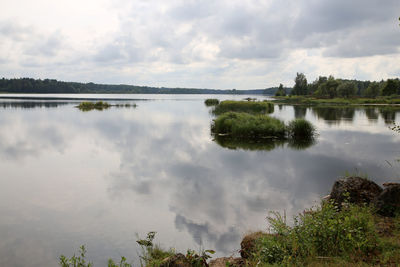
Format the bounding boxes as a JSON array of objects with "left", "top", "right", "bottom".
[
  {"left": 287, "top": 73, "right": 400, "bottom": 98},
  {"left": 0, "top": 78, "right": 269, "bottom": 94}
]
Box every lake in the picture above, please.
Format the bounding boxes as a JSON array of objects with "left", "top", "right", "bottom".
[{"left": 0, "top": 94, "right": 399, "bottom": 266}]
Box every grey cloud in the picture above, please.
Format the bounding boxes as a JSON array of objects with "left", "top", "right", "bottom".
[
  {"left": 0, "top": 21, "right": 33, "bottom": 41},
  {"left": 24, "top": 32, "right": 64, "bottom": 57}
]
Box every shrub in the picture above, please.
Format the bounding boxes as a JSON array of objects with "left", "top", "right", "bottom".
[
  {"left": 287, "top": 118, "right": 316, "bottom": 140},
  {"left": 213, "top": 100, "right": 274, "bottom": 115},
  {"left": 204, "top": 98, "right": 220, "bottom": 106},
  {"left": 211, "top": 112, "right": 286, "bottom": 139}
]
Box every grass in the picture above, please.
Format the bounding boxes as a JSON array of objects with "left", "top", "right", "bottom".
[
  {"left": 204, "top": 98, "right": 220, "bottom": 106},
  {"left": 272, "top": 95, "right": 400, "bottom": 105},
  {"left": 211, "top": 112, "right": 317, "bottom": 144},
  {"left": 212, "top": 100, "right": 274, "bottom": 115},
  {"left": 245, "top": 201, "right": 400, "bottom": 266},
  {"left": 211, "top": 112, "right": 286, "bottom": 139},
  {"left": 287, "top": 118, "right": 316, "bottom": 140},
  {"left": 77, "top": 101, "right": 111, "bottom": 111}
]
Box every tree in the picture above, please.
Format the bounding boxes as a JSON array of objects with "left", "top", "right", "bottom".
[
  {"left": 325, "top": 75, "right": 340, "bottom": 98},
  {"left": 337, "top": 82, "right": 356, "bottom": 98},
  {"left": 275, "top": 83, "right": 286, "bottom": 96},
  {"left": 292, "top": 73, "right": 308, "bottom": 95},
  {"left": 365, "top": 82, "right": 380, "bottom": 98},
  {"left": 381, "top": 79, "right": 397, "bottom": 96}
]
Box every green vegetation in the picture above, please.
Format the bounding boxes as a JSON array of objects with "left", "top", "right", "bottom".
[
  {"left": 211, "top": 112, "right": 316, "bottom": 142},
  {"left": 0, "top": 77, "right": 268, "bottom": 94},
  {"left": 287, "top": 119, "right": 316, "bottom": 140},
  {"left": 204, "top": 98, "right": 220, "bottom": 106},
  {"left": 284, "top": 73, "right": 400, "bottom": 101},
  {"left": 212, "top": 100, "right": 274, "bottom": 115},
  {"left": 275, "top": 84, "right": 286, "bottom": 96},
  {"left": 273, "top": 95, "right": 400, "bottom": 105},
  {"left": 59, "top": 232, "right": 214, "bottom": 267},
  {"left": 77, "top": 101, "right": 111, "bottom": 111},
  {"left": 211, "top": 112, "right": 286, "bottom": 139},
  {"left": 246, "top": 202, "right": 400, "bottom": 266}
]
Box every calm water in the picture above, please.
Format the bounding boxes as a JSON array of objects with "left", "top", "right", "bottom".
[{"left": 0, "top": 94, "right": 400, "bottom": 266}]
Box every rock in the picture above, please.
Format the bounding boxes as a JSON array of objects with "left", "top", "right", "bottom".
[
  {"left": 240, "top": 231, "right": 268, "bottom": 259},
  {"left": 159, "top": 253, "right": 191, "bottom": 267},
  {"left": 209, "top": 257, "right": 244, "bottom": 267},
  {"left": 374, "top": 183, "right": 400, "bottom": 217},
  {"left": 329, "top": 176, "right": 382, "bottom": 207}
]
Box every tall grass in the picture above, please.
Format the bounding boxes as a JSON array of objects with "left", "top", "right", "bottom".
[
  {"left": 287, "top": 118, "right": 316, "bottom": 140},
  {"left": 211, "top": 112, "right": 286, "bottom": 139},
  {"left": 77, "top": 101, "right": 111, "bottom": 111},
  {"left": 247, "top": 201, "right": 400, "bottom": 266},
  {"left": 212, "top": 100, "right": 274, "bottom": 115},
  {"left": 204, "top": 98, "right": 219, "bottom": 106}
]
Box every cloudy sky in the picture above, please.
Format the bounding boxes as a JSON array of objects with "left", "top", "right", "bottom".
[{"left": 1, "top": 0, "right": 400, "bottom": 89}]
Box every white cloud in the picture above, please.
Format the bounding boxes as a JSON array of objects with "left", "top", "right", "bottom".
[{"left": 0, "top": 0, "right": 399, "bottom": 88}]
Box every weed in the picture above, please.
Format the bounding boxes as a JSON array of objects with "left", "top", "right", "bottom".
[{"left": 59, "top": 245, "right": 93, "bottom": 267}]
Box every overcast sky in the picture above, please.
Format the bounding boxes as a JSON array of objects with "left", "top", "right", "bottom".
[{"left": 1, "top": 0, "right": 400, "bottom": 89}]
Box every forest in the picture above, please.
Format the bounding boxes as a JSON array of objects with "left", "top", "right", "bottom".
[{"left": 0, "top": 78, "right": 267, "bottom": 94}]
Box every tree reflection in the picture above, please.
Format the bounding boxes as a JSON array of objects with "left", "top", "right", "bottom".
[
  {"left": 379, "top": 107, "right": 397, "bottom": 124},
  {"left": 311, "top": 107, "right": 355, "bottom": 124},
  {"left": 293, "top": 106, "right": 307, "bottom": 118},
  {"left": 0, "top": 101, "right": 68, "bottom": 109}
]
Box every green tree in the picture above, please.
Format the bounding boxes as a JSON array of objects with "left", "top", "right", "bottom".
[
  {"left": 337, "top": 82, "right": 357, "bottom": 98},
  {"left": 292, "top": 73, "right": 308, "bottom": 95},
  {"left": 381, "top": 79, "right": 398, "bottom": 96},
  {"left": 325, "top": 75, "right": 340, "bottom": 98},
  {"left": 275, "top": 83, "right": 286, "bottom": 96},
  {"left": 365, "top": 82, "right": 380, "bottom": 98}
]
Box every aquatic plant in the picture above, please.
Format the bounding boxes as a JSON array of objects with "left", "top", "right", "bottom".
[
  {"left": 211, "top": 112, "right": 286, "bottom": 139},
  {"left": 286, "top": 118, "right": 316, "bottom": 140},
  {"left": 212, "top": 100, "right": 274, "bottom": 115},
  {"left": 77, "top": 101, "right": 111, "bottom": 111},
  {"left": 204, "top": 98, "right": 219, "bottom": 106}
]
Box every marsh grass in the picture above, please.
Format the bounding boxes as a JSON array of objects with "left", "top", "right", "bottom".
[
  {"left": 204, "top": 98, "right": 220, "bottom": 106},
  {"left": 287, "top": 119, "right": 316, "bottom": 140},
  {"left": 211, "top": 112, "right": 317, "bottom": 146},
  {"left": 212, "top": 100, "right": 274, "bottom": 115},
  {"left": 77, "top": 101, "right": 111, "bottom": 111},
  {"left": 211, "top": 112, "right": 286, "bottom": 139}
]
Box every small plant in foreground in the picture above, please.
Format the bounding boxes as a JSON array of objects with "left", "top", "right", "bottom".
[
  {"left": 250, "top": 202, "right": 380, "bottom": 265},
  {"left": 59, "top": 245, "right": 93, "bottom": 267}
]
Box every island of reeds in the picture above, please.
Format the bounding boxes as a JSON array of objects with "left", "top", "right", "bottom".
[
  {"left": 76, "top": 101, "right": 137, "bottom": 111},
  {"left": 209, "top": 100, "right": 316, "bottom": 149}
]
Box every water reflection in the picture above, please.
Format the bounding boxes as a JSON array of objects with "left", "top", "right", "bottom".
[
  {"left": 293, "top": 106, "right": 307, "bottom": 118},
  {"left": 379, "top": 107, "right": 397, "bottom": 124},
  {"left": 213, "top": 137, "right": 315, "bottom": 151},
  {"left": 0, "top": 101, "right": 69, "bottom": 109},
  {"left": 311, "top": 106, "right": 355, "bottom": 124},
  {"left": 0, "top": 100, "right": 400, "bottom": 267}
]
